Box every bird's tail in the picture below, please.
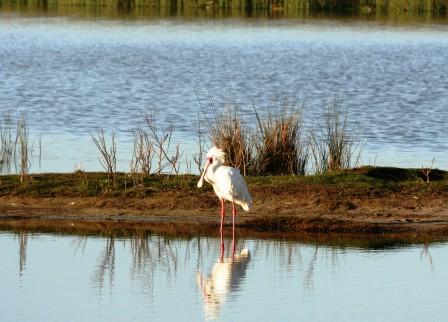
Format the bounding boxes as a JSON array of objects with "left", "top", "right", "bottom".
[{"left": 241, "top": 201, "right": 252, "bottom": 212}]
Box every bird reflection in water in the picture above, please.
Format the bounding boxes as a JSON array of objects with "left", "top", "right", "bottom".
[{"left": 196, "top": 248, "right": 250, "bottom": 321}]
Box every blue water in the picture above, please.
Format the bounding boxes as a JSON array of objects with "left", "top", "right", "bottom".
[
  {"left": 0, "top": 230, "right": 446, "bottom": 321},
  {"left": 1, "top": 15, "right": 448, "bottom": 172}
]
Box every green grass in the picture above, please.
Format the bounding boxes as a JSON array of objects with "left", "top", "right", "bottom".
[
  {"left": 0, "top": 172, "right": 204, "bottom": 197},
  {"left": 0, "top": 166, "right": 445, "bottom": 198}
]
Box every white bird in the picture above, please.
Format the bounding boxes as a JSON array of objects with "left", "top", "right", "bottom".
[{"left": 197, "top": 147, "right": 252, "bottom": 256}]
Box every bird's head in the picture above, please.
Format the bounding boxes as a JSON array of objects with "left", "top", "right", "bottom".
[
  {"left": 197, "top": 147, "right": 226, "bottom": 188},
  {"left": 206, "top": 147, "right": 226, "bottom": 166}
]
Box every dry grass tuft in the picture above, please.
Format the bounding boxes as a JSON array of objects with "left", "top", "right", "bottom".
[
  {"left": 252, "top": 100, "right": 308, "bottom": 175},
  {"left": 208, "top": 102, "right": 253, "bottom": 176},
  {"left": 204, "top": 97, "right": 308, "bottom": 176},
  {"left": 309, "top": 101, "right": 364, "bottom": 173}
]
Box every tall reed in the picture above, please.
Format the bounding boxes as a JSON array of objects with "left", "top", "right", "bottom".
[
  {"left": 207, "top": 102, "right": 253, "bottom": 176},
  {"left": 252, "top": 100, "right": 308, "bottom": 175},
  {"left": 0, "top": 115, "right": 16, "bottom": 174},
  {"left": 16, "top": 116, "right": 31, "bottom": 183},
  {"left": 129, "top": 127, "right": 154, "bottom": 187},
  {"left": 192, "top": 113, "right": 205, "bottom": 174},
  {"left": 309, "top": 101, "right": 364, "bottom": 173},
  {"left": 0, "top": 114, "right": 38, "bottom": 179},
  {"left": 91, "top": 129, "right": 117, "bottom": 184}
]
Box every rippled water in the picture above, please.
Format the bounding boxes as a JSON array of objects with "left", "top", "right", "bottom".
[
  {"left": 0, "top": 229, "right": 447, "bottom": 321},
  {"left": 1, "top": 13, "right": 448, "bottom": 172}
]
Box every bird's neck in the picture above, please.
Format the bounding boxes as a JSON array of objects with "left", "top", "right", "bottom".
[{"left": 205, "top": 162, "right": 223, "bottom": 184}]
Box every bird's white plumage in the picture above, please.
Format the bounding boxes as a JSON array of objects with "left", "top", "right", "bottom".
[
  {"left": 211, "top": 166, "right": 252, "bottom": 211},
  {"left": 197, "top": 147, "right": 252, "bottom": 211}
]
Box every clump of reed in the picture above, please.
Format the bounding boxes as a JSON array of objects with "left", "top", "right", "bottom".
[
  {"left": 91, "top": 110, "right": 186, "bottom": 192},
  {"left": 0, "top": 114, "right": 35, "bottom": 183},
  {"left": 120, "top": 110, "right": 185, "bottom": 191},
  {"left": 205, "top": 98, "right": 307, "bottom": 176},
  {"left": 309, "top": 101, "right": 364, "bottom": 173},
  {"left": 207, "top": 102, "right": 253, "bottom": 176},
  {"left": 206, "top": 98, "right": 364, "bottom": 176},
  {"left": 87, "top": 99, "right": 363, "bottom": 179},
  {"left": 130, "top": 127, "right": 154, "bottom": 187},
  {"left": 252, "top": 100, "right": 307, "bottom": 175},
  {"left": 0, "top": 115, "right": 16, "bottom": 174}
]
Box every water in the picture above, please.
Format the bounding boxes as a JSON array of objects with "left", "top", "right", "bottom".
[
  {"left": 0, "top": 229, "right": 446, "bottom": 321},
  {"left": 1, "top": 13, "right": 448, "bottom": 173}
]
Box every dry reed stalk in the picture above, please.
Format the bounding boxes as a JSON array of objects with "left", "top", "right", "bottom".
[
  {"left": 91, "top": 129, "right": 117, "bottom": 184},
  {"left": 0, "top": 114, "right": 16, "bottom": 174},
  {"left": 421, "top": 158, "right": 435, "bottom": 183},
  {"left": 130, "top": 128, "right": 154, "bottom": 186},
  {"left": 144, "top": 111, "right": 182, "bottom": 175},
  {"left": 16, "top": 117, "right": 31, "bottom": 183},
  {"left": 185, "top": 155, "right": 192, "bottom": 174},
  {"left": 38, "top": 135, "right": 42, "bottom": 170},
  {"left": 192, "top": 113, "right": 205, "bottom": 174}
]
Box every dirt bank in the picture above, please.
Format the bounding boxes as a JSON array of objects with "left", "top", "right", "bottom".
[{"left": 1, "top": 167, "right": 448, "bottom": 236}]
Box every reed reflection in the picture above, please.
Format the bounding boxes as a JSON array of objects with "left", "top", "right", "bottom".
[
  {"left": 420, "top": 243, "right": 433, "bottom": 270},
  {"left": 92, "top": 236, "right": 116, "bottom": 290},
  {"left": 18, "top": 231, "right": 28, "bottom": 275},
  {"left": 12, "top": 230, "right": 439, "bottom": 295},
  {"left": 90, "top": 233, "right": 182, "bottom": 292},
  {"left": 196, "top": 248, "right": 250, "bottom": 321}
]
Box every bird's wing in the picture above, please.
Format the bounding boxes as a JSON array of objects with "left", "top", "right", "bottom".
[{"left": 226, "top": 168, "right": 252, "bottom": 204}]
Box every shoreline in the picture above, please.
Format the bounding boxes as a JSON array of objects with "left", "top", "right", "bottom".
[
  {"left": 2, "top": 217, "right": 447, "bottom": 247},
  {"left": 1, "top": 167, "right": 448, "bottom": 238}
]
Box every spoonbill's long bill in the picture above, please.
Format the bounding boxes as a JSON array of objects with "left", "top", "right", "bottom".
[{"left": 197, "top": 147, "right": 252, "bottom": 257}]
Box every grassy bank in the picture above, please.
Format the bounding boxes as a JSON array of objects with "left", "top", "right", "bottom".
[
  {"left": 1, "top": 166, "right": 448, "bottom": 236},
  {"left": 0, "top": 166, "right": 447, "bottom": 198}
]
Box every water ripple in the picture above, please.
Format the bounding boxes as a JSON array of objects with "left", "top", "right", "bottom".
[{"left": 1, "top": 18, "right": 448, "bottom": 171}]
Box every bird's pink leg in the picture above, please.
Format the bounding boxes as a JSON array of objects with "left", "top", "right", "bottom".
[
  {"left": 232, "top": 202, "right": 236, "bottom": 258},
  {"left": 220, "top": 198, "right": 225, "bottom": 261}
]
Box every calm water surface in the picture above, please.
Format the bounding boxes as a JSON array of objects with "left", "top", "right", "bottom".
[
  {"left": 1, "top": 13, "right": 448, "bottom": 172},
  {"left": 0, "top": 230, "right": 446, "bottom": 321}
]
